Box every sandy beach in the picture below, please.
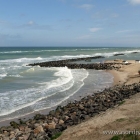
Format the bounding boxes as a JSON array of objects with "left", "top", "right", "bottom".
[
  {"left": 57, "top": 60, "right": 140, "bottom": 140},
  {"left": 0, "top": 59, "right": 140, "bottom": 140}
]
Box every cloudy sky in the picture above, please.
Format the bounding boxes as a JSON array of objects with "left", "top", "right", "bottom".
[{"left": 0, "top": 0, "right": 140, "bottom": 47}]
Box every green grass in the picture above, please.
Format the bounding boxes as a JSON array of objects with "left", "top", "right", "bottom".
[
  {"left": 116, "top": 118, "right": 126, "bottom": 122},
  {"left": 118, "top": 101, "right": 125, "bottom": 106},
  {"left": 110, "top": 134, "right": 140, "bottom": 140},
  {"left": 110, "top": 135, "right": 121, "bottom": 140},
  {"left": 135, "top": 117, "right": 140, "bottom": 122},
  {"left": 50, "top": 132, "right": 62, "bottom": 140}
]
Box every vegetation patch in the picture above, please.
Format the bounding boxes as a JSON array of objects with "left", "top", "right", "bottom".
[
  {"left": 50, "top": 132, "right": 62, "bottom": 140},
  {"left": 135, "top": 117, "right": 140, "bottom": 122},
  {"left": 118, "top": 101, "right": 125, "bottom": 106},
  {"left": 116, "top": 118, "right": 126, "bottom": 122},
  {"left": 111, "top": 135, "right": 121, "bottom": 140},
  {"left": 110, "top": 134, "right": 140, "bottom": 140}
]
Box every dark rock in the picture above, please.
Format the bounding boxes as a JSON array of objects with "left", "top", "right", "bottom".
[
  {"left": 27, "top": 132, "right": 35, "bottom": 140},
  {"left": 114, "top": 53, "right": 124, "bottom": 56},
  {"left": 10, "top": 121, "right": 19, "bottom": 128},
  {"left": 34, "top": 114, "right": 46, "bottom": 120}
]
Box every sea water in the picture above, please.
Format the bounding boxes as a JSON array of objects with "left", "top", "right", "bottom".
[{"left": 0, "top": 47, "right": 139, "bottom": 121}]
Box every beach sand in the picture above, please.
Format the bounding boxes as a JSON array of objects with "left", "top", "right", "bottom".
[{"left": 57, "top": 61, "right": 140, "bottom": 140}]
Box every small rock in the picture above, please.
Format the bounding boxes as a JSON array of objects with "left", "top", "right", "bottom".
[
  {"left": 18, "top": 136, "right": 24, "bottom": 140},
  {"left": 79, "top": 104, "right": 84, "bottom": 110},
  {"left": 59, "top": 120, "right": 64, "bottom": 125},
  {"left": 64, "top": 116, "right": 69, "bottom": 121},
  {"left": 34, "top": 125, "right": 44, "bottom": 134},
  {"left": 23, "top": 133, "right": 30, "bottom": 140},
  {"left": 53, "top": 117, "right": 58, "bottom": 123},
  {"left": 34, "top": 123, "right": 40, "bottom": 127},
  {"left": 3, "top": 137, "right": 9, "bottom": 140},
  {"left": 19, "top": 126, "right": 25, "bottom": 131},
  {"left": 34, "top": 114, "right": 46, "bottom": 120},
  {"left": 3, "top": 131, "right": 9, "bottom": 137},
  {"left": 14, "top": 128, "right": 20, "bottom": 135},
  {"left": 24, "top": 126, "right": 31, "bottom": 133},
  {"left": 48, "top": 122, "right": 56, "bottom": 129},
  {"left": 10, "top": 131, "right": 15, "bottom": 135},
  {"left": 9, "top": 134, "right": 15, "bottom": 139}
]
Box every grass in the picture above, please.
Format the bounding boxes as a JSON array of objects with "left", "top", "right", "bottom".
[
  {"left": 111, "top": 135, "right": 121, "bottom": 140},
  {"left": 135, "top": 117, "right": 140, "bottom": 122},
  {"left": 118, "top": 101, "right": 125, "bottom": 106},
  {"left": 116, "top": 118, "right": 126, "bottom": 122},
  {"left": 50, "top": 132, "right": 62, "bottom": 140},
  {"left": 110, "top": 134, "right": 140, "bottom": 140}
]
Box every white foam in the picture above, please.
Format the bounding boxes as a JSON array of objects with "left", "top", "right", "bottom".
[
  {"left": 80, "top": 48, "right": 108, "bottom": 51},
  {"left": 123, "top": 50, "right": 140, "bottom": 54},
  {"left": 0, "top": 81, "right": 74, "bottom": 116},
  {"left": 0, "top": 57, "right": 45, "bottom": 63},
  {"left": 26, "top": 68, "right": 35, "bottom": 72},
  {"left": 33, "top": 49, "right": 78, "bottom": 52},
  {"left": 0, "top": 51, "right": 22, "bottom": 54},
  {"left": 8, "top": 74, "right": 22, "bottom": 78},
  {"left": 88, "top": 49, "right": 140, "bottom": 58},
  {"left": 34, "top": 69, "right": 89, "bottom": 111},
  {"left": 0, "top": 73, "right": 7, "bottom": 79},
  {"left": 1, "top": 48, "right": 88, "bottom": 54},
  {"left": 0, "top": 69, "right": 88, "bottom": 121},
  {"left": 0, "top": 67, "right": 74, "bottom": 116},
  {"left": 0, "top": 49, "right": 78, "bottom": 54},
  {"left": 52, "top": 55, "right": 91, "bottom": 60},
  {"left": 41, "top": 67, "right": 73, "bottom": 89},
  {"left": 50, "top": 49, "right": 140, "bottom": 60}
]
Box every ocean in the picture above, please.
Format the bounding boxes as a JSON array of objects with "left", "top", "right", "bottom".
[{"left": 0, "top": 47, "right": 140, "bottom": 122}]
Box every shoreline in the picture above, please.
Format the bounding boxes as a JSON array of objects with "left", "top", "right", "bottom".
[
  {"left": 107, "top": 70, "right": 128, "bottom": 86},
  {"left": 0, "top": 60, "right": 139, "bottom": 140},
  {"left": 106, "top": 59, "right": 140, "bottom": 86},
  {"left": 57, "top": 60, "right": 140, "bottom": 140},
  {"left": 0, "top": 70, "right": 113, "bottom": 126}
]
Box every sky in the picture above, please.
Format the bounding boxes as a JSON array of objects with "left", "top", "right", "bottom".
[{"left": 0, "top": 0, "right": 140, "bottom": 47}]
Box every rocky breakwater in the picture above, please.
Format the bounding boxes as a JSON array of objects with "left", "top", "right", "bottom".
[
  {"left": 28, "top": 56, "right": 122, "bottom": 70},
  {"left": 0, "top": 83, "right": 140, "bottom": 140}
]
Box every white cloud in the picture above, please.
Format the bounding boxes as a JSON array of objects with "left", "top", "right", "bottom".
[
  {"left": 89, "top": 28, "right": 102, "bottom": 32},
  {"left": 27, "top": 21, "right": 34, "bottom": 26},
  {"left": 20, "top": 21, "right": 52, "bottom": 30},
  {"left": 128, "top": 0, "right": 140, "bottom": 5},
  {"left": 79, "top": 4, "right": 94, "bottom": 10}
]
